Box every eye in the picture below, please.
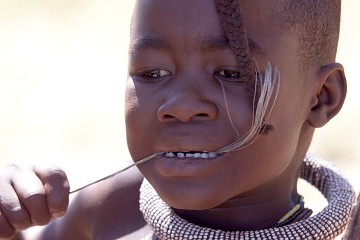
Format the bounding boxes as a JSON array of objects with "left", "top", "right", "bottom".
[
  {"left": 214, "top": 67, "right": 242, "bottom": 82},
  {"left": 138, "top": 69, "right": 172, "bottom": 83},
  {"left": 144, "top": 69, "right": 170, "bottom": 78}
]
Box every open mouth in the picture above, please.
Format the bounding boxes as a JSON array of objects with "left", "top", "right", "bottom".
[{"left": 163, "top": 151, "right": 219, "bottom": 159}]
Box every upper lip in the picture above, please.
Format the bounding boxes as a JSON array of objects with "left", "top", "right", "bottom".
[{"left": 153, "top": 125, "right": 235, "bottom": 153}]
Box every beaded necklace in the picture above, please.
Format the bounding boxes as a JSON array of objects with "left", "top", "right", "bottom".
[
  {"left": 274, "top": 195, "right": 313, "bottom": 228},
  {"left": 140, "top": 154, "right": 355, "bottom": 240}
]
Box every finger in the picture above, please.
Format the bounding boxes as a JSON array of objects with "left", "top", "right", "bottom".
[
  {"left": 11, "top": 168, "right": 51, "bottom": 226},
  {"left": 0, "top": 210, "right": 16, "bottom": 239},
  {"left": 0, "top": 180, "right": 31, "bottom": 231},
  {"left": 33, "top": 162, "right": 70, "bottom": 218}
]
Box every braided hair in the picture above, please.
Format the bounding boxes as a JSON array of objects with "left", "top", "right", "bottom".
[
  {"left": 215, "top": 0, "right": 254, "bottom": 83},
  {"left": 215, "top": 0, "right": 280, "bottom": 153},
  {"left": 215, "top": 0, "right": 260, "bottom": 109}
]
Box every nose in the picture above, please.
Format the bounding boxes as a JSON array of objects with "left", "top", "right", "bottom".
[{"left": 157, "top": 91, "right": 218, "bottom": 123}]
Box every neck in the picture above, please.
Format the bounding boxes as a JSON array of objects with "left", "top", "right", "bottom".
[
  {"left": 174, "top": 168, "right": 300, "bottom": 231},
  {"left": 140, "top": 154, "right": 356, "bottom": 240}
]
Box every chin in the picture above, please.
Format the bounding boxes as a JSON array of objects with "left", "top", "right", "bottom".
[
  {"left": 165, "top": 197, "right": 221, "bottom": 211},
  {"left": 152, "top": 181, "right": 228, "bottom": 210}
]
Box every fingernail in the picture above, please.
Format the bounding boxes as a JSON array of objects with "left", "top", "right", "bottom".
[{"left": 51, "top": 210, "right": 66, "bottom": 218}]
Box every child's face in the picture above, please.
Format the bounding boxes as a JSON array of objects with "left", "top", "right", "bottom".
[{"left": 126, "top": 0, "right": 315, "bottom": 209}]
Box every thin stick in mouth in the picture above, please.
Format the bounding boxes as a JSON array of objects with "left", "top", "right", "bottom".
[{"left": 69, "top": 152, "right": 163, "bottom": 194}]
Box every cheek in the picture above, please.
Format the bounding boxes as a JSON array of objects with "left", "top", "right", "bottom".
[
  {"left": 125, "top": 82, "right": 157, "bottom": 160},
  {"left": 229, "top": 94, "right": 306, "bottom": 191},
  {"left": 247, "top": 111, "right": 305, "bottom": 182},
  {"left": 220, "top": 134, "right": 299, "bottom": 199},
  {"left": 242, "top": 134, "right": 299, "bottom": 176},
  {"left": 219, "top": 85, "right": 255, "bottom": 136}
]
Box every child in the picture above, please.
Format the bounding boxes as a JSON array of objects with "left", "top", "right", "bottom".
[{"left": 0, "top": 0, "right": 358, "bottom": 239}]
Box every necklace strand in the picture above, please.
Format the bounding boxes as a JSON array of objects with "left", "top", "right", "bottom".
[
  {"left": 140, "top": 154, "right": 355, "bottom": 240},
  {"left": 274, "top": 196, "right": 313, "bottom": 227}
]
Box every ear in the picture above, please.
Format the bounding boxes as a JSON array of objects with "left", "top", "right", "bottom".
[{"left": 307, "top": 62, "right": 347, "bottom": 128}]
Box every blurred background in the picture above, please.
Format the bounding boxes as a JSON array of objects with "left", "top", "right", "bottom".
[{"left": 0, "top": 0, "right": 359, "bottom": 215}]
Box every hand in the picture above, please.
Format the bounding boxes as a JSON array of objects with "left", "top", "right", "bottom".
[{"left": 0, "top": 162, "right": 70, "bottom": 239}]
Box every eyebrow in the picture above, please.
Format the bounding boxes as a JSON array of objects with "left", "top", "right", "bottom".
[
  {"left": 201, "top": 36, "right": 266, "bottom": 57},
  {"left": 130, "top": 36, "right": 265, "bottom": 56},
  {"left": 130, "top": 37, "right": 173, "bottom": 54},
  {"left": 248, "top": 38, "right": 266, "bottom": 56},
  {"left": 200, "top": 36, "right": 230, "bottom": 52}
]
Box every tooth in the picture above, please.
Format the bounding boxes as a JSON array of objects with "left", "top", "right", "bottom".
[
  {"left": 209, "top": 152, "right": 217, "bottom": 158},
  {"left": 165, "top": 152, "right": 172, "bottom": 157},
  {"left": 166, "top": 152, "right": 217, "bottom": 159}
]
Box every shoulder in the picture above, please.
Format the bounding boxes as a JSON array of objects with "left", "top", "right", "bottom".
[{"left": 41, "top": 166, "right": 145, "bottom": 240}]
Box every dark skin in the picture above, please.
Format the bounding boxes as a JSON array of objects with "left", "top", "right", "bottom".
[{"left": 0, "top": 0, "right": 350, "bottom": 239}]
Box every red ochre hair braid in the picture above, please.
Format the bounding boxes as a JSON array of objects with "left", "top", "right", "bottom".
[{"left": 215, "top": 0, "right": 259, "bottom": 103}]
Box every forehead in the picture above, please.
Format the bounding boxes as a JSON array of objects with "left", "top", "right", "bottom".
[
  {"left": 132, "top": 0, "right": 279, "bottom": 31},
  {"left": 131, "top": 0, "right": 298, "bottom": 68},
  {"left": 133, "top": 0, "right": 219, "bottom": 19},
  {"left": 132, "top": 0, "right": 223, "bottom": 39}
]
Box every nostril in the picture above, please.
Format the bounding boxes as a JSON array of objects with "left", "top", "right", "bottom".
[
  {"left": 196, "top": 113, "right": 209, "bottom": 118},
  {"left": 163, "top": 114, "right": 175, "bottom": 120},
  {"left": 157, "top": 94, "right": 218, "bottom": 122},
  {"left": 160, "top": 112, "right": 210, "bottom": 122}
]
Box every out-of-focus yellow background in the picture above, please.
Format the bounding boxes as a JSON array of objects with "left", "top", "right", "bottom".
[{"left": 0, "top": 0, "right": 359, "bottom": 210}]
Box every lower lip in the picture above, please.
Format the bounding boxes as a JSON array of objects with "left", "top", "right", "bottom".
[{"left": 153, "top": 154, "right": 224, "bottom": 177}]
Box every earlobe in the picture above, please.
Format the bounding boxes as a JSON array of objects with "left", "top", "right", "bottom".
[{"left": 307, "top": 63, "right": 347, "bottom": 128}]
